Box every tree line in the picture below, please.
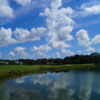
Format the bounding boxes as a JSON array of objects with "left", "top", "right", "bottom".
[{"left": 0, "top": 52, "right": 100, "bottom": 65}]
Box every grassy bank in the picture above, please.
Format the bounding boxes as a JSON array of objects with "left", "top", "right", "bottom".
[{"left": 0, "top": 64, "right": 99, "bottom": 82}]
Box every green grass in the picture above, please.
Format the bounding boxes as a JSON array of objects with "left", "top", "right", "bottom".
[
  {"left": 0, "top": 65, "right": 40, "bottom": 72},
  {"left": 0, "top": 64, "right": 99, "bottom": 83},
  {"left": 0, "top": 64, "right": 96, "bottom": 73}
]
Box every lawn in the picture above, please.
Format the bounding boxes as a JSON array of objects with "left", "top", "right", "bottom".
[{"left": 0, "top": 64, "right": 96, "bottom": 72}]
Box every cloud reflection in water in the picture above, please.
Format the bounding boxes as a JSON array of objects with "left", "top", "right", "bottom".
[{"left": 0, "top": 70, "right": 100, "bottom": 100}]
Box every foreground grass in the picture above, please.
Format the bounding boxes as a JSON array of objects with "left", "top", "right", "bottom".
[{"left": 0, "top": 64, "right": 99, "bottom": 83}]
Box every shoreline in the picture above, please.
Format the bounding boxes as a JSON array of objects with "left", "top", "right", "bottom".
[{"left": 0, "top": 64, "right": 100, "bottom": 83}]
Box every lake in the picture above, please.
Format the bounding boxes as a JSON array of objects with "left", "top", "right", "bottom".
[{"left": 0, "top": 70, "right": 100, "bottom": 100}]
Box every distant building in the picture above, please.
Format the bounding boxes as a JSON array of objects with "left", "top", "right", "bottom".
[
  {"left": 0, "top": 61, "right": 5, "bottom": 65},
  {"left": 14, "top": 61, "right": 20, "bottom": 65},
  {"left": 0, "top": 61, "right": 9, "bottom": 65},
  {"left": 20, "top": 62, "right": 23, "bottom": 65},
  {"left": 14, "top": 61, "right": 23, "bottom": 65},
  {"left": 5, "top": 62, "right": 9, "bottom": 65},
  {"left": 47, "top": 62, "right": 55, "bottom": 65}
]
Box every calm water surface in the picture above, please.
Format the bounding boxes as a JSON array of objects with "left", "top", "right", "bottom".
[{"left": 0, "top": 70, "right": 100, "bottom": 100}]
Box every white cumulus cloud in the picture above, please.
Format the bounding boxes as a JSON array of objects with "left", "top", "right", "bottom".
[
  {"left": 76, "top": 29, "right": 100, "bottom": 53},
  {"left": 0, "top": 26, "right": 46, "bottom": 46},
  {"left": 91, "top": 34, "right": 100, "bottom": 44},
  {"left": 86, "top": 47, "right": 95, "bottom": 52},
  {"left": 14, "top": 0, "right": 32, "bottom": 6},
  {"left": 0, "top": 0, "right": 14, "bottom": 18},
  {"left": 0, "top": 27, "right": 16, "bottom": 46},
  {"left": 62, "top": 49, "right": 74, "bottom": 56},
  {"left": 14, "top": 47, "right": 30, "bottom": 59},
  {"left": 8, "top": 52, "right": 15, "bottom": 58},
  {"left": 53, "top": 52, "right": 61, "bottom": 58},
  {"left": 76, "top": 29, "right": 100, "bottom": 47},
  {"left": 14, "top": 27, "right": 46, "bottom": 43},
  {"left": 76, "top": 29, "right": 90, "bottom": 47},
  {"left": 40, "top": 0, "right": 74, "bottom": 49},
  {"left": 31, "top": 44, "right": 52, "bottom": 59}
]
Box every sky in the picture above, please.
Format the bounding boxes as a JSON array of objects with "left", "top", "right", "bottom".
[{"left": 0, "top": 0, "right": 100, "bottom": 60}]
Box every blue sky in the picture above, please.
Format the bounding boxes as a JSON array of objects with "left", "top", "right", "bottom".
[{"left": 0, "top": 0, "right": 100, "bottom": 59}]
